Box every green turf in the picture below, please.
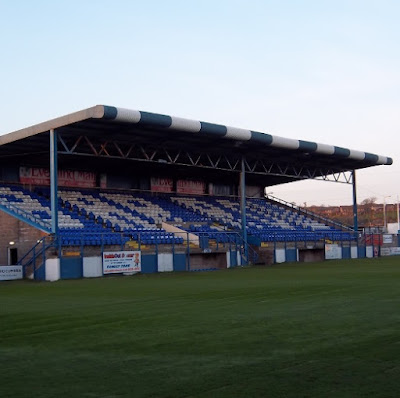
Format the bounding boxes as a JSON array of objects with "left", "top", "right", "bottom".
[{"left": 1, "top": 257, "right": 400, "bottom": 397}]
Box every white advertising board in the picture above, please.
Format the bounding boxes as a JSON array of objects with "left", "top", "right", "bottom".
[
  {"left": 103, "top": 251, "right": 141, "bottom": 274},
  {"left": 325, "top": 244, "right": 342, "bottom": 260},
  {"left": 0, "top": 266, "right": 23, "bottom": 281},
  {"left": 380, "top": 247, "right": 400, "bottom": 256},
  {"left": 383, "top": 234, "right": 393, "bottom": 244},
  {"left": 275, "top": 249, "right": 285, "bottom": 263}
]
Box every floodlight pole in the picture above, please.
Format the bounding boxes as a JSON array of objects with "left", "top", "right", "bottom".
[
  {"left": 383, "top": 199, "right": 387, "bottom": 233},
  {"left": 240, "top": 156, "right": 248, "bottom": 263},
  {"left": 352, "top": 170, "right": 358, "bottom": 234},
  {"left": 50, "top": 129, "right": 59, "bottom": 236}
]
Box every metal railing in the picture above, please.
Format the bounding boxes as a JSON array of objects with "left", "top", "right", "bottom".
[
  {"left": 0, "top": 201, "right": 51, "bottom": 232},
  {"left": 17, "top": 230, "right": 257, "bottom": 278},
  {"left": 248, "top": 230, "right": 356, "bottom": 244},
  {"left": 18, "top": 236, "right": 55, "bottom": 278},
  {"left": 14, "top": 230, "right": 400, "bottom": 280},
  {"left": 264, "top": 194, "right": 354, "bottom": 232}
]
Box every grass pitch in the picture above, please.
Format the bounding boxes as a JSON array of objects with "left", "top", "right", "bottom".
[{"left": 1, "top": 257, "right": 400, "bottom": 398}]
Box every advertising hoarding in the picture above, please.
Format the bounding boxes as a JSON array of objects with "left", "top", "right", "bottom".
[
  {"left": 102, "top": 251, "right": 141, "bottom": 274},
  {"left": 0, "top": 266, "right": 23, "bottom": 281},
  {"left": 176, "top": 180, "right": 205, "bottom": 195},
  {"left": 20, "top": 167, "right": 97, "bottom": 188}
]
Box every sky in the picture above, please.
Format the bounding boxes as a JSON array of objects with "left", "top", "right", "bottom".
[{"left": 0, "top": 0, "right": 399, "bottom": 206}]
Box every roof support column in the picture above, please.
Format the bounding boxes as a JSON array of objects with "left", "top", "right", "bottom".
[
  {"left": 352, "top": 170, "right": 358, "bottom": 234},
  {"left": 240, "top": 156, "right": 248, "bottom": 263},
  {"left": 50, "top": 129, "right": 59, "bottom": 236}
]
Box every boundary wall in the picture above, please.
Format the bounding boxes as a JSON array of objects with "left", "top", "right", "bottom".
[
  {"left": 41, "top": 249, "right": 243, "bottom": 281},
  {"left": 1, "top": 233, "right": 399, "bottom": 282}
]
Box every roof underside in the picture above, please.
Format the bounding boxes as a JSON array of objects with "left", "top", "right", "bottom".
[{"left": 0, "top": 105, "right": 393, "bottom": 187}]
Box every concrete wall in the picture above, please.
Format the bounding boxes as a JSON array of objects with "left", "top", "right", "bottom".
[
  {"left": 237, "top": 251, "right": 242, "bottom": 266},
  {"left": 190, "top": 252, "right": 227, "bottom": 270},
  {"left": 300, "top": 249, "right": 324, "bottom": 262},
  {"left": 161, "top": 222, "right": 199, "bottom": 246},
  {"left": 252, "top": 246, "right": 274, "bottom": 265},
  {"left": 45, "top": 258, "right": 60, "bottom": 281},
  {"left": 158, "top": 253, "right": 173, "bottom": 272},
  {"left": 83, "top": 256, "right": 102, "bottom": 277},
  {"left": 275, "top": 249, "right": 286, "bottom": 263}
]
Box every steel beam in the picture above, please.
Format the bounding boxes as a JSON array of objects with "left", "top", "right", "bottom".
[
  {"left": 50, "top": 129, "right": 58, "bottom": 235},
  {"left": 240, "top": 156, "right": 248, "bottom": 263},
  {"left": 56, "top": 132, "right": 354, "bottom": 184},
  {"left": 352, "top": 170, "right": 358, "bottom": 233}
]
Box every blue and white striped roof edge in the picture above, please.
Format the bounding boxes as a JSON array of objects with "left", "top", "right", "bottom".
[{"left": 102, "top": 106, "right": 393, "bottom": 166}]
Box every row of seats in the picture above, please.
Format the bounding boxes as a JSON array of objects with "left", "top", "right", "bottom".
[
  {"left": 0, "top": 185, "right": 85, "bottom": 229},
  {"left": 0, "top": 184, "right": 353, "bottom": 246},
  {"left": 171, "top": 195, "right": 335, "bottom": 233}
]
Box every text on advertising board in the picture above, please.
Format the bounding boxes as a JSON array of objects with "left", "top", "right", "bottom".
[
  {"left": 150, "top": 177, "right": 173, "bottom": 193},
  {"left": 176, "top": 179, "right": 205, "bottom": 195},
  {"left": 103, "top": 251, "right": 141, "bottom": 274},
  {"left": 0, "top": 266, "right": 23, "bottom": 281},
  {"left": 20, "top": 167, "right": 97, "bottom": 188}
]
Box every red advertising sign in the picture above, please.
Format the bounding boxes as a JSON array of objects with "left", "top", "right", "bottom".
[
  {"left": 20, "top": 167, "right": 97, "bottom": 188},
  {"left": 176, "top": 179, "right": 205, "bottom": 195},
  {"left": 151, "top": 177, "right": 173, "bottom": 193},
  {"left": 100, "top": 173, "right": 107, "bottom": 189}
]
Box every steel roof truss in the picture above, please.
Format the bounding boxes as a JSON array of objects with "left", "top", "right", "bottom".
[
  {"left": 113, "top": 142, "right": 125, "bottom": 158},
  {"left": 186, "top": 152, "right": 197, "bottom": 166},
  {"left": 316, "top": 170, "right": 352, "bottom": 184},
  {"left": 56, "top": 134, "right": 353, "bottom": 183},
  {"left": 70, "top": 136, "right": 83, "bottom": 153},
  {"left": 58, "top": 134, "right": 71, "bottom": 153},
  {"left": 98, "top": 141, "right": 110, "bottom": 157},
  {"left": 124, "top": 144, "right": 134, "bottom": 158},
  {"left": 138, "top": 146, "right": 158, "bottom": 161},
  {"left": 206, "top": 154, "right": 216, "bottom": 168},
  {"left": 82, "top": 136, "right": 97, "bottom": 156},
  {"left": 164, "top": 149, "right": 173, "bottom": 163}
]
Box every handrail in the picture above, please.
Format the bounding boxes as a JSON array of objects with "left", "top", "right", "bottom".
[
  {"left": 246, "top": 230, "right": 356, "bottom": 242},
  {"left": 18, "top": 236, "right": 54, "bottom": 267},
  {"left": 0, "top": 201, "right": 52, "bottom": 231},
  {"left": 264, "top": 194, "right": 354, "bottom": 232},
  {"left": 245, "top": 242, "right": 259, "bottom": 264},
  {"left": 217, "top": 231, "right": 258, "bottom": 265}
]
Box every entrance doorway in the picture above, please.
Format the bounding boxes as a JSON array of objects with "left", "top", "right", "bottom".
[{"left": 8, "top": 247, "right": 18, "bottom": 265}]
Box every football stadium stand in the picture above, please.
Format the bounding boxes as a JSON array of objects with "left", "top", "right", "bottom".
[{"left": 0, "top": 105, "right": 393, "bottom": 280}]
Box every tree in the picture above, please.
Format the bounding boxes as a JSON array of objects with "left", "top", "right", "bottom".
[
  {"left": 361, "top": 197, "right": 377, "bottom": 206},
  {"left": 360, "top": 197, "right": 378, "bottom": 226}
]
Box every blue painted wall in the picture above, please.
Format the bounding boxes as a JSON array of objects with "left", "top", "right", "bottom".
[
  {"left": 141, "top": 254, "right": 157, "bottom": 273},
  {"left": 230, "top": 251, "right": 238, "bottom": 267},
  {"left": 342, "top": 247, "right": 351, "bottom": 259},
  {"left": 285, "top": 249, "right": 297, "bottom": 262},
  {"left": 35, "top": 264, "right": 46, "bottom": 281},
  {"left": 60, "top": 257, "right": 83, "bottom": 279},
  {"left": 357, "top": 246, "right": 366, "bottom": 258},
  {"left": 173, "top": 254, "right": 187, "bottom": 272}
]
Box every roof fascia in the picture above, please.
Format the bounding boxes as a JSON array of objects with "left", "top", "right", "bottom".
[
  {"left": 0, "top": 105, "right": 105, "bottom": 146},
  {"left": 101, "top": 106, "right": 393, "bottom": 167}
]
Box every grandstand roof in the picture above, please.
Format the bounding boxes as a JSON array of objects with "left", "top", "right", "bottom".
[{"left": 0, "top": 105, "right": 392, "bottom": 187}]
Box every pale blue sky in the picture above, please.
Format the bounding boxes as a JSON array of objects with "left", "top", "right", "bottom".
[{"left": 1, "top": 0, "right": 399, "bottom": 205}]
